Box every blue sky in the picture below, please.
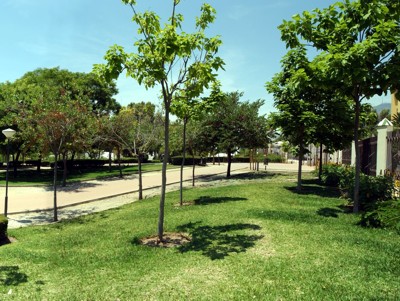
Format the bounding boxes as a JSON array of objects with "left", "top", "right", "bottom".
[{"left": 0, "top": 0, "right": 388, "bottom": 115}]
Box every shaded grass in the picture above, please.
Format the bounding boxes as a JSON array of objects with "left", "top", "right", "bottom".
[
  {"left": 0, "top": 163, "right": 177, "bottom": 186},
  {"left": 0, "top": 174, "right": 399, "bottom": 300}
]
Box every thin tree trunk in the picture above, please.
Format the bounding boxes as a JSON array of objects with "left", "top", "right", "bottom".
[
  {"left": 192, "top": 153, "right": 195, "bottom": 187},
  {"left": 138, "top": 153, "right": 143, "bottom": 200},
  {"left": 179, "top": 117, "right": 187, "bottom": 206},
  {"left": 13, "top": 150, "right": 21, "bottom": 178},
  {"left": 62, "top": 152, "right": 68, "bottom": 187},
  {"left": 108, "top": 150, "right": 112, "bottom": 172},
  {"left": 37, "top": 154, "right": 42, "bottom": 173},
  {"left": 318, "top": 144, "right": 323, "bottom": 181},
  {"left": 353, "top": 95, "right": 361, "bottom": 213},
  {"left": 158, "top": 98, "right": 170, "bottom": 241},
  {"left": 249, "top": 149, "right": 252, "bottom": 170},
  {"left": 227, "top": 149, "right": 232, "bottom": 178},
  {"left": 53, "top": 152, "right": 58, "bottom": 222},
  {"left": 297, "top": 144, "right": 304, "bottom": 191},
  {"left": 117, "top": 146, "right": 122, "bottom": 178}
]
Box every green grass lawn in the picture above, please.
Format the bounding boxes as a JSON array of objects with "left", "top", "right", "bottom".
[
  {"left": 1, "top": 173, "right": 399, "bottom": 300},
  {"left": 0, "top": 163, "right": 177, "bottom": 186}
]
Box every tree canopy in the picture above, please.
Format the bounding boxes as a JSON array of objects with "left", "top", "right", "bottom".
[{"left": 277, "top": 0, "right": 400, "bottom": 210}]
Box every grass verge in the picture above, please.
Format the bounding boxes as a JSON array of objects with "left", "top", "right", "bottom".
[
  {"left": 0, "top": 163, "right": 177, "bottom": 186},
  {"left": 0, "top": 173, "right": 399, "bottom": 300}
]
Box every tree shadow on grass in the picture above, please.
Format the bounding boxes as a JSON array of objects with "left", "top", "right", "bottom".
[
  {"left": 196, "top": 171, "right": 277, "bottom": 184},
  {"left": 284, "top": 184, "right": 341, "bottom": 198},
  {"left": 249, "top": 209, "right": 320, "bottom": 224},
  {"left": 176, "top": 222, "right": 263, "bottom": 260},
  {"left": 194, "top": 196, "right": 247, "bottom": 205},
  {"left": 0, "top": 266, "right": 28, "bottom": 286},
  {"left": 317, "top": 207, "right": 343, "bottom": 218}
]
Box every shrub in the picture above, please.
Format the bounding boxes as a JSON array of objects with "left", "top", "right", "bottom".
[
  {"left": 170, "top": 156, "right": 202, "bottom": 165},
  {"left": 0, "top": 215, "right": 8, "bottom": 241},
  {"left": 113, "top": 155, "right": 149, "bottom": 165},
  {"left": 360, "top": 200, "right": 400, "bottom": 233},
  {"left": 319, "top": 164, "right": 348, "bottom": 187},
  {"left": 266, "top": 153, "right": 284, "bottom": 163},
  {"left": 339, "top": 168, "right": 394, "bottom": 211}
]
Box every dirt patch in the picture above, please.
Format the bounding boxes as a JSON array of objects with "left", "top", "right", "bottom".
[{"left": 140, "top": 232, "right": 191, "bottom": 248}]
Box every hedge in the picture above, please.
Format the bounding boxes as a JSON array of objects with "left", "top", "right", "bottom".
[{"left": 170, "top": 156, "right": 203, "bottom": 166}]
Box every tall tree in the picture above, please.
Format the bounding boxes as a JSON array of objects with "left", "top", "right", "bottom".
[
  {"left": 198, "top": 91, "right": 270, "bottom": 178},
  {"left": 278, "top": 0, "right": 400, "bottom": 211},
  {"left": 267, "top": 48, "right": 322, "bottom": 190},
  {"left": 94, "top": 0, "right": 223, "bottom": 241}
]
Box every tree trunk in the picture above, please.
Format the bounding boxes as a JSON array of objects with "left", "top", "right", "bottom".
[
  {"left": 108, "top": 150, "right": 112, "bottom": 172},
  {"left": 138, "top": 153, "right": 143, "bottom": 200},
  {"left": 227, "top": 149, "right": 232, "bottom": 178},
  {"left": 158, "top": 99, "right": 170, "bottom": 241},
  {"left": 249, "top": 149, "right": 252, "bottom": 170},
  {"left": 179, "top": 117, "right": 188, "bottom": 206},
  {"left": 62, "top": 152, "right": 68, "bottom": 187},
  {"left": 53, "top": 152, "right": 58, "bottom": 222},
  {"left": 353, "top": 95, "right": 361, "bottom": 213},
  {"left": 13, "top": 150, "right": 21, "bottom": 178},
  {"left": 117, "top": 146, "right": 122, "bottom": 178},
  {"left": 192, "top": 153, "right": 196, "bottom": 187},
  {"left": 37, "top": 154, "right": 42, "bottom": 173},
  {"left": 318, "top": 144, "right": 323, "bottom": 181},
  {"left": 297, "top": 144, "right": 304, "bottom": 191}
]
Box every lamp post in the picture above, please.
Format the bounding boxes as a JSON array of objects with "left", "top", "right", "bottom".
[{"left": 2, "top": 128, "right": 16, "bottom": 217}]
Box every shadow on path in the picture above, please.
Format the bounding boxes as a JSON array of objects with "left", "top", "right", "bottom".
[
  {"left": 177, "top": 222, "right": 263, "bottom": 260},
  {"left": 43, "top": 182, "right": 101, "bottom": 192}
]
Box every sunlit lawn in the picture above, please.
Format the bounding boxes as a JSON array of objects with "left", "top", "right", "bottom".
[
  {"left": 0, "top": 163, "right": 177, "bottom": 186},
  {"left": 0, "top": 173, "right": 399, "bottom": 300}
]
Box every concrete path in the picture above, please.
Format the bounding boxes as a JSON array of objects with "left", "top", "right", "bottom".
[{"left": 3, "top": 162, "right": 314, "bottom": 228}]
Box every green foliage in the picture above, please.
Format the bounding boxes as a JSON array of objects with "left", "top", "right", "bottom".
[
  {"left": 339, "top": 169, "right": 394, "bottom": 210},
  {"left": 0, "top": 215, "right": 8, "bottom": 241},
  {"left": 170, "top": 156, "right": 202, "bottom": 166},
  {"left": 319, "top": 164, "right": 348, "bottom": 187},
  {"left": 360, "top": 200, "right": 400, "bottom": 233},
  {"left": 266, "top": 153, "right": 284, "bottom": 163}
]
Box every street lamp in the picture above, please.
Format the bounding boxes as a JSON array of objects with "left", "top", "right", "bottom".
[{"left": 2, "top": 128, "right": 16, "bottom": 217}]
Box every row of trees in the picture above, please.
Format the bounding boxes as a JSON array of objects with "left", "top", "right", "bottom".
[
  {"left": 0, "top": 69, "right": 269, "bottom": 229},
  {"left": 267, "top": 0, "right": 400, "bottom": 212}
]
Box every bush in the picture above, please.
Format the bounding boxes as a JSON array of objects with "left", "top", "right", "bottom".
[
  {"left": 360, "top": 200, "right": 400, "bottom": 233},
  {"left": 113, "top": 155, "right": 149, "bottom": 165},
  {"left": 0, "top": 215, "right": 8, "bottom": 241},
  {"left": 266, "top": 153, "right": 284, "bottom": 163},
  {"left": 319, "top": 164, "right": 348, "bottom": 187},
  {"left": 339, "top": 168, "right": 394, "bottom": 211},
  {"left": 170, "top": 156, "right": 203, "bottom": 165},
  {"left": 51, "top": 159, "right": 108, "bottom": 169}
]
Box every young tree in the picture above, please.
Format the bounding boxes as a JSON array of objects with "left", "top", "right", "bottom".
[
  {"left": 278, "top": 0, "right": 400, "bottom": 211},
  {"left": 31, "top": 94, "right": 92, "bottom": 221},
  {"left": 171, "top": 84, "right": 220, "bottom": 206},
  {"left": 94, "top": 0, "right": 224, "bottom": 241},
  {"left": 267, "top": 48, "right": 321, "bottom": 190}
]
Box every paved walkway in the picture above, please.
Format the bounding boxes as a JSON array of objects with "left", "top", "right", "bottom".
[{"left": 3, "top": 162, "right": 314, "bottom": 228}]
